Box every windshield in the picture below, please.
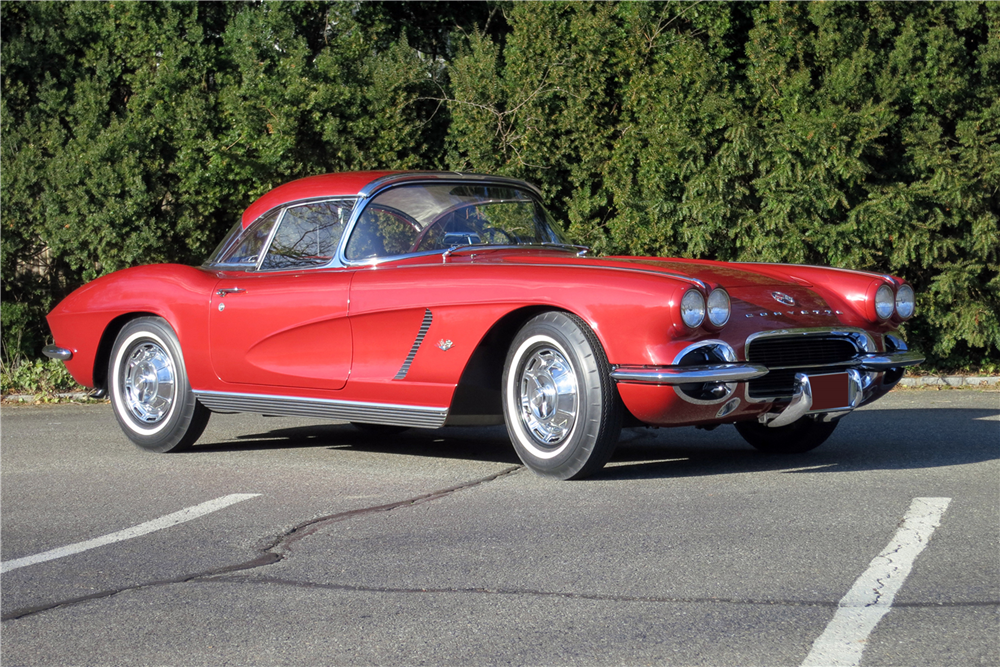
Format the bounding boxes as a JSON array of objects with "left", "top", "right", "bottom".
[{"left": 344, "top": 183, "right": 570, "bottom": 261}]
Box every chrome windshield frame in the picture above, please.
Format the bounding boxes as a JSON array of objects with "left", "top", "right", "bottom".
[{"left": 337, "top": 176, "right": 568, "bottom": 268}]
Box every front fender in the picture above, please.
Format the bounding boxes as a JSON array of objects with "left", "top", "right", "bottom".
[{"left": 46, "top": 265, "right": 217, "bottom": 389}]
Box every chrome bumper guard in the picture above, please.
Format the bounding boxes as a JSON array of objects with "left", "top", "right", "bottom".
[
  {"left": 757, "top": 350, "right": 923, "bottom": 428},
  {"left": 760, "top": 371, "right": 865, "bottom": 428},
  {"left": 610, "top": 364, "right": 769, "bottom": 385},
  {"left": 42, "top": 345, "right": 73, "bottom": 361}
]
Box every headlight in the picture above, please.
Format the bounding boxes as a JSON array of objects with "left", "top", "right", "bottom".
[
  {"left": 895, "top": 284, "right": 915, "bottom": 319},
  {"left": 707, "top": 288, "right": 731, "bottom": 327},
  {"left": 680, "top": 289, "right": 706, "bottom": 328},
  {"left": 874, "top": 284, "right": 894, "bottom": 320}
]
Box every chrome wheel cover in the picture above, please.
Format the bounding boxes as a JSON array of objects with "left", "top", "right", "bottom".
[
  {"left": 122, "top": 342, "right": 175, "bottom": 424},
  {"left": 518, "top": 346, "right": 578, "bottom": 446}
]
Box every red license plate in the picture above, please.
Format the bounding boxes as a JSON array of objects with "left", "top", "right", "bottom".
[{"left": 808, "top": 372, "right": 850, "bottom": 411}]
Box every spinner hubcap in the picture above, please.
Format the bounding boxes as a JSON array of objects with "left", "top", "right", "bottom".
[
  {"left": 122, "top": 342, "right": 175, "bottom": 424},
  {"left": 518, "top": 346, "right": 578, "bottom": 446}
]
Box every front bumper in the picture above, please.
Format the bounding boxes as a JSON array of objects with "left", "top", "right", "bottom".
[
  {"left": 610, "top": 349, "right": 925, "bottom": 386},
  {"left": 611, "top": 347, "right": 925, "bottom": 429},
  {"left": 610, "top": 363, "right": 768, "bottom": 385}
]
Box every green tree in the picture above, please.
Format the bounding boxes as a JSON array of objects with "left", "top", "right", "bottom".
[
  {"left": 2, "top": 0, "right": 446, "bottom": 362},
  {"left": 3, "top": 1, "right": 997, "bottom": 371}
]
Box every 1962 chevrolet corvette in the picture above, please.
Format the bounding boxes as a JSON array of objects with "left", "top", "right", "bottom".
[{"left": 44, "top": 171, "right": 924, "bottom": 479}]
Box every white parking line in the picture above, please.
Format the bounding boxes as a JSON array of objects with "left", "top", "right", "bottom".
[
  {"left": 1, "top": 494, "right": 260, "bottom": 574},
  {"left": 801, "top": 497, "right": 952, "bottom": 667}
]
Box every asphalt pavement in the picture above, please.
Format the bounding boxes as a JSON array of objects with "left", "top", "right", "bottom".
[{"left": 2, "top": 389, "right": 997, "bottom": 666}]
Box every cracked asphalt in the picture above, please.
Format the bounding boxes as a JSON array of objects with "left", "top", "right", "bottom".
[{"left": 2, "top": 390, "right": 998, "bottom": 666}]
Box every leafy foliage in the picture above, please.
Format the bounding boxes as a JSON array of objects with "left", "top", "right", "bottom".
[
  {"left": 2, "top": 0, "right": 446, "bottom": 360},
  {"left": 446, "top": 1, "right": 999, "bottom": 366},
  {"left": 0, "top": 356, "right": 82, "bottom": 397},
  {"left": 2, "top": 1, "right": 997, "bottom": 370}
]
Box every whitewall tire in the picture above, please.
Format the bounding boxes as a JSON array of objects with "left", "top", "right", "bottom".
[
  {"left": 502, "top": 312, "right": 622, "bottom": 480},
  {"left": 109, "top": 317, "right": 209, "bottom": 453}
]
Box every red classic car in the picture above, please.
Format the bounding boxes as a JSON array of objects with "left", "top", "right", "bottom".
[{"left": 44, "top": 172, "right": 923, "bottom": 479}]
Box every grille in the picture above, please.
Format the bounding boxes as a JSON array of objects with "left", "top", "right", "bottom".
[{"left": 746, "top": 335, "right": 859, "bottom": 399}]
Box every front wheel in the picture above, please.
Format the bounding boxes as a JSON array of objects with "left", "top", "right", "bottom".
[
  {"left": 502, "top": 312, "right": 622, "bottom": 480},
  {"left": 735, "top": 417, "right": 838, "bottom": 454},
  {"left": 109, "top": 317, "right": 209, "bottom": 453}
]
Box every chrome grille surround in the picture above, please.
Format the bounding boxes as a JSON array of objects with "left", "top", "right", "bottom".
[{"left": 744, "top": 328, "right": 877, "bottom": 403}]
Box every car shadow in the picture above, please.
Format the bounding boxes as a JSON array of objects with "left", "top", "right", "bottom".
[
  {"left": 191, "top": 406, "right": 999, "bottom": 479},
  {"left": 597, "top": 406, "right": 1000, "bottom": 481},
  {"left": 195, "top": 422, "right": 522, "bottom": 465}
]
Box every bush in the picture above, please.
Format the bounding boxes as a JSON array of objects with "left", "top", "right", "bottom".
[
  {"left": 3, "top": 1, "right": 998, "bottom": 374},
  {"left": 0, "top": 356, "right": 82, "bottom": 397}
]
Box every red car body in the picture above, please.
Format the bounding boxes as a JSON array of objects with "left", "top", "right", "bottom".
[{"left": 45, "top": 172, "right": 923, "bottom": 479}]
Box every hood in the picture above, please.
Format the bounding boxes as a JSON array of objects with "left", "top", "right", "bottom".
[
  {"left": 490, "top": 252, "right": 802, "bottom": 288},
  {"left": 604, "top": 257, "right": 805, "bottom": 288}
]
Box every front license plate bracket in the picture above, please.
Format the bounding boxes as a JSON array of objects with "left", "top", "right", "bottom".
[{"left": 805, "top": 371, "right": 854, "bottom": 413}]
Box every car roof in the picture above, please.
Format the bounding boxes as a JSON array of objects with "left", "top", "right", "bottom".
[
  {"left": 240, "top": 171, "right": 543, "bottom": 227},
  {"left": 241, "top": 171, "right": 399, "bottom": 227}
]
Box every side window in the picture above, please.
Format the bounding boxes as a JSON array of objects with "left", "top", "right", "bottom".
[
  {"left": 344, "top": 206, "right": 419, "bottom": 260},
  {"left": 217, "top": 210, "right": 280, "bottom": 266},
  {"left": 261, "top": 200, "right": 352, "bottom": 270}
]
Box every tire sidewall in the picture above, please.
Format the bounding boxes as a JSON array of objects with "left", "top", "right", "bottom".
[
  {"left": 503, "top": 313, "right": 612, "bottom": 478},
  {"left": 735, "top": 417, "right": 837, "bottom": 454},
  {"left": 109, "top": 318, "right": 196, "bottom": 452}
]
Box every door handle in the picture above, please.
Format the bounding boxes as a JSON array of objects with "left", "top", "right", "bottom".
[{"left": 216, "top": 288, "right": 247, "bottom": 297}]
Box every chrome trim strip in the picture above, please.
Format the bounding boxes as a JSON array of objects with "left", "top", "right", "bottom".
[
  {"left": 671, "top": 339, "right": 737, "bottom": 365},
  {"left": 733, "top": 261, "right": 894, "bottom": 283},
  {"left": 193, "top": 390, "right": 448, "bottom": 429},
  {"left": 358, "top": 172, "right": 544, "bottom": 200},
  {"left": 756, "top": 360, "right": 859, "bottom": 372},
  {"left": 611, "top": 364, "right": 769, "bottom": 385},
  {"left": 252, "top": 207, "right": 286, "bottom": 272},
  {"left": 483, "top": 262, "right": 708, "bottom": 290},
  {"left": 42, "top": 345, "right": 73, "bottom": 361},
  {"left": 857, "top": 350, "right": 925, "bottom": 370},
  {"left": 745, "top": 327, "right": 877, "bottom": 353},
  {"left": 253, "top": 197, "right": 359, "bottom": 272},
  {"left": 394, "top": 308, "right": 433, "bottom": 380},
  {"left": 340, "top": 249, "right": 708, "bottom": 290},
  {"left": 340, "top": 175, "right": 546, "bottom": 268}
]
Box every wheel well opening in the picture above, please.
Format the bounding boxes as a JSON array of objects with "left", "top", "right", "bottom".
[
  {"left": 92, "top": 312, "right": 158, "bottom": 394},
  {"left": 446, "top": 306, "right": 558, "bottom": 426}
]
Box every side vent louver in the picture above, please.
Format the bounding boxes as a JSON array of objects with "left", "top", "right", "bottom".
[{"left": 394, "top": 308, "right": 433, "bottom": 380}]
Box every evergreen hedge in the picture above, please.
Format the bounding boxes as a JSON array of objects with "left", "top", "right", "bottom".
[{"left": 3, "top": 1, "right": 997, "bottom": 370}]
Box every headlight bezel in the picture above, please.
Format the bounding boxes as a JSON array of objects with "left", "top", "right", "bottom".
[
  {"left": 874, "top": 283, "right": 894, "bottom": 321},
  {"left": 680, "top": 289, "right": 707, "bottom": 329},
  {"left": 706, "top": 288, "right": 731, "bottom": 328},
  {"left": 895, "top": 284, "right": 915, "bottom": 320}
]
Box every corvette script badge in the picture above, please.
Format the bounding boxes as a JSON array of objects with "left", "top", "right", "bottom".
[{"left": 771, "top": 291, "right": 796, "bottom": 306}]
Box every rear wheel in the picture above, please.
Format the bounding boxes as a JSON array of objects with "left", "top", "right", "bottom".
[
  {"left": 109, "top": 317, "right": 209, "bottom": 453},
  {"left": 502, "top": 312, "right": 622, "bottom": 480},
  {"left": 735, "top": 417, "right": 837, "bottom": 454}
]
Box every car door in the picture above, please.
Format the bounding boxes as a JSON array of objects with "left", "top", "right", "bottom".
[{"left": 209, "top": 200, "right": 354, "bottom": 391}]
